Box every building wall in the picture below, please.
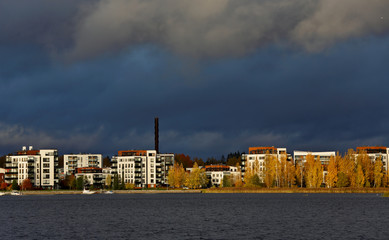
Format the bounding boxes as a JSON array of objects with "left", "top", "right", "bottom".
[
  {"left": 64, "top": 154, "right": 102, "bottom": 175},
  {"left": 206, "top": 165, "right": 240, "bottom": 186},
  {"left": 5, "top": 149, "right": 58, "bottom": 188},
  {"left": 113, "top": 150, "right": 174, "bottom": 188}
]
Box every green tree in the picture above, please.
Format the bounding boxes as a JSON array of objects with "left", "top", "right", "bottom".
[
  {"left": 113, "top": 174, "right": 119, "bottom": 190},
  {"left": 11, "top": 180, "right": 19, "bottom": 190},
  {"left": 222, "top": 175, "right": 232, "bottom": 187},
  {"left": 76, "top": 176, "right": 84, "bottom": 190}
]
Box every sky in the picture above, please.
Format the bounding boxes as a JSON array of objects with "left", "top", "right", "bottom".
[{"left": 1, "top": 0, "right": 389, "bottom": 159}]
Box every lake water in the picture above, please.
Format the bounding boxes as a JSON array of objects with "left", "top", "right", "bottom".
[{"left": 1, "top": 193, "right": 388, "bottom": 239}]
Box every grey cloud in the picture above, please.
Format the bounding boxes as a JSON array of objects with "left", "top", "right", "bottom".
[{"left": 65, "top": 0, "right": 389, "bottom": 60}]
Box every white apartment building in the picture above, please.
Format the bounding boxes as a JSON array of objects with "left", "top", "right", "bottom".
[
  {"left": 241, "top": 147, "right": 289, "bottom": 180},
  {"left": 112, "top": 150, "right": 174, "bottom": 188},
  {"left": 64, "top": 154, "right": 102, "bottom": 175},
  {"left": 5, "top": 146, "right": 58, "bottom": 189}
]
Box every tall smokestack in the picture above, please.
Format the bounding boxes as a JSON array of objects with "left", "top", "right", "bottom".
[{"left": 155, "top": 117, "right": 159, "bottom": 154}]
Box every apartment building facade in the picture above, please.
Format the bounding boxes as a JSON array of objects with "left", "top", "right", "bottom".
[
  {"left": 5, "top": 146, "right": 59, "bottom": 189},
  {"left": 64, "top": 154, "right": 102, "bottom": 175},
  {"left": 112, "top": 150, "right": 174, "bottom": 188}
]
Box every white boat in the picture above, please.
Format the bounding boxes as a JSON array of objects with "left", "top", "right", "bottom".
[
  {"left": 104, "top": 190, "right": 114, "bottom": 194},
  {"left": 82, "top": 188, "right": 96, "bottom": 194},
  {"left": 10, "top": 191, "right": 21, "bottom": 196},
  {"left": 0, "top": 192, "right": 6, "bottom": 196}
]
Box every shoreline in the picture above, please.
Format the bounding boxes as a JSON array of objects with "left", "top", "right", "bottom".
[
  {"left": 203, "top": 187, "right": 389, "bottom": 194},
  {"left": 2, "top": 188, "right": 389, "bottom": 195}
]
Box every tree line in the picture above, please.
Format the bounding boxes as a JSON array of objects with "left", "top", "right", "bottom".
[{"left": 244, "top": 150, "right": 389, "bottom": 188}]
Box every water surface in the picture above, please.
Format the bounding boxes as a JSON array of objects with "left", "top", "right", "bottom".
[{"left": 1, "top": 193, "right": 388, "bottom": 239}]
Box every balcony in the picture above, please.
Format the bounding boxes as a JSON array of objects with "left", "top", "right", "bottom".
[
  {"left": 5, "top": 163, "right": 18, "bottom": 168},
  {"left": 5, "top": 174, "right": 18, "bottom": 179}
]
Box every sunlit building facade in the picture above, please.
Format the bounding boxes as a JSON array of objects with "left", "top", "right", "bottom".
[
  {"left": 112, "top": 150, "right": 174, "bottom": 188},
  {"left": 4, "top": 146, "right": 59, "bottom": 189},
  {"left": 64, "top": 154, "right": 102, "bottom": 175}
]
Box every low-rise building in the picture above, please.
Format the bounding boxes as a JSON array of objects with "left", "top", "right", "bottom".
[
  {"left": 64, "top": 154, "right": 102, "bottom": 175},
  {"left": 205, "top": 165, "right": 240, "bottom": 187},
  {"left": 75, "top": 167, "right": 104, "bottom": 188},
  {"left": 5, "top": 146, "right": 58, "bottom": 189}
]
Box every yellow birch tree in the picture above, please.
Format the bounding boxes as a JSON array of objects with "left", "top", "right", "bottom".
[
  {"left": 264, "top": 154, "right": 277, "bottom": 188},
  {"left": 326, "top": 155, "right": 338, "bottom": 188},
  {"left": 373, "top": 157, "right": 383, "bottom": 188}
]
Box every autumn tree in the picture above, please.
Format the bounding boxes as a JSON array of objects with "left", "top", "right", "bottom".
[
  {"left": 185, "top": 162, "right": 207, "bottom": 189},
  {"left": 168, "top": 163, "right": 186, "bottom": 188},
  {"left": 21, "top": 179, "right": 33, "bottom": 190},
  {"left": 278, "top": 153, "right": 295, "bottom": 188},
  {"left": 193, "top": 157, "right": 205, "bottom": 167},
  {"left": 263, "top": 154, "right": 277, "bottom": 188},
  {"left": 66, "top": 175, "right": 76, "bottom": 190},
  {"left": 373, "top": 157, "right": 383, "bottom": 187},
  {"left": 244, "top": 159, "right": 261, "bottom": 187},
  {"left": 1, "top": 182, "right": 8, "bottom": 190},
  {"left": 338, "top": 149, "right": 356, "bottom": 187},
  {"left": 231, "top": 163, "right": 243, "bottom": 187},
  {"left": 304, "top": 154, "right": 323, "bottom": 188},
  {"left": 175, "top": 154, "right": 193, "bottom": 169},
  {"left": 295, "top": 163, "right": 303, "bottom": 187},
  {"left": 326, "top": 155, "right": 338, "bottom": 188},
  {"left": 356, "top": 150, "right": 373, "bottom": 187},
  {"left": 355, "top": 164, "right": 365, "bottom": 188},
  {"left": 222, "top": 175, "right": 232, "bottom": 187},
  {"left": 105, "top": 174, "right": 112, "bottom": 189},
  {"left": 103, "top": 156, "right": 112, "bottom": 167}
]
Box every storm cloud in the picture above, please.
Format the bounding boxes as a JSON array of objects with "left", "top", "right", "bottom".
[
  {"left": 1, "top": 1, "right": 389, "bottom": 158},
  {"left": 65, "top": 0, "right": 389, "bottom": 59}
]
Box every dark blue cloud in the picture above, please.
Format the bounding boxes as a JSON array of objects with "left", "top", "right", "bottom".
[{"left": 2, "top": 1, "right": 389, "bottom": 159}]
